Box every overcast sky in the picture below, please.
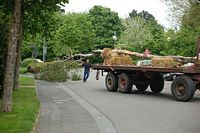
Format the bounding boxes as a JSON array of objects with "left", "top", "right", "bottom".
[{"left": 64, "top": 0, "right": 170, "bottom": 28}]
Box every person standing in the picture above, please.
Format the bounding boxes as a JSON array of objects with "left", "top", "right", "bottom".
[{"left": 82, "top": 59, "right": 91, "bottom": 82}]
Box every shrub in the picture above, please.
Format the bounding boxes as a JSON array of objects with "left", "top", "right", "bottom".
[
  {"left": 21, "top": 58, "right": 35, "bottom": 67},
  {"left": 70, "top": 69, "right": 82, "bottom": 81},
  {"left": 19, "top": 67, "right": 28, "bottom": 74},
  {"left": 28, "top": 62, "right": 44, "bottom": 69}
]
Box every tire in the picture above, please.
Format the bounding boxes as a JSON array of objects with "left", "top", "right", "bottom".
[
  {"left": 135, "top": 83, "right": 149, "bottom": 91},
  {"left": 105, "top": 72, "right": 118, "bottom": 92},
  {"left": 171, "top": 76, "right": 195, "bottom": 102},
  {"left": 150, "top": 74, "right": 164, "bottom": 93},
  {"left": 118, "top": 73, "right": 132, "bottom": 93}
]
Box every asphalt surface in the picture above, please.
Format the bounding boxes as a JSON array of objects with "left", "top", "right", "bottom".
[{"left": 36, "top": 71, "right": 200, "bottom": 133}]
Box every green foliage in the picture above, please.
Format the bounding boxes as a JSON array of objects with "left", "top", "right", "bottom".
[
  {"left": 182, "top": 2, "right": 200, "bottom": 29},
  {"left": 40, "top": 61, "right": 81, "bottom": 82},
  {"left": 0, "top": 79, "right": 39, "bottom": 133},
  {"left": 119, "top": 17, "right": 153, "bottom": 52},
  {"left": 71, "top": 71, "right": 82, "bottom": 81},
  {"left": 162, "top": 28, "right": 198, "bottom": 57},
  {"left": 88, "top": 54, "right": 103, "bottom": 64},
  {"left": 129, "top": 9, "right": 155, "bottom": 21},
  {"left": 89, "top": 5, "right": 124, "bottom": 49},
  {"left": 40, "top": 61, "right": 67, "bottom": 82},
  {"left": 52, "top": 13, "right": 95, "bottom": 57},
  {"left": 23, "top": 0, "right": 69, "bottom": 37},
  {"left": 19, "top": 67, "right": 28, "bottom": 74},
  {"left": 21, "top": 58, "right": 35, "bottom": 67},
  {"left": 119, "top": 9, "right": 165, "bottom": 55},
  {"left": 162, "top": 0, "right": 200, "bottom": 57},
  {"left": 28, "top": 62, "right": 44, "bottom": 69}
]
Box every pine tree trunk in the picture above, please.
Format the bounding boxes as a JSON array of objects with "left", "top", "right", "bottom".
[{"left": 2, "top": 0, "right": 22, "bottom": 112}]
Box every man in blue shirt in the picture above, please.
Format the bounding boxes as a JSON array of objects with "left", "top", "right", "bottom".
[{"left": 82, "top": 59, "right": 91, "bottom": 82}]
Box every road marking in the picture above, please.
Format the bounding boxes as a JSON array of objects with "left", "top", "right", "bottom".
[{"left": 58, "top": 83, "right": 117, "bottom": 133}]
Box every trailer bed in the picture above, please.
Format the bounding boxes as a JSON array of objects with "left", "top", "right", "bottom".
[{"left": 92, "top": 64, "right": 200, "bottom": 74}]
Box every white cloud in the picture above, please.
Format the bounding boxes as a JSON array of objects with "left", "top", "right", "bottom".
[{"left": 64, "top": 0, "right": 170, "bottom": 28}]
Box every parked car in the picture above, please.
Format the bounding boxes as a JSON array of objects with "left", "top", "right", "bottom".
[{"left": 137, "top": 60, "right": 152, "bottom": 66}]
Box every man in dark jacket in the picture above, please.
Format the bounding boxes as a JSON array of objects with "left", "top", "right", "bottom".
[{"left": 82, "top": 59, "right": 91, "bottom": 82}]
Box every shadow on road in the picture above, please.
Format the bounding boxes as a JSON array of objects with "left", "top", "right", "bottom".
[{"left": 94, "top": 87, "right": 200, "bottom": 102}]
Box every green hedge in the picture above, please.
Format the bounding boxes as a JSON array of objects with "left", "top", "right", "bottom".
[{"left": 21, "top": 58, "right": 35, "bottom": 67}]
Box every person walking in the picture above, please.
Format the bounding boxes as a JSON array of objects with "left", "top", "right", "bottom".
[{"left": 82, "top": 59, "right": 91, "bottom": 82}]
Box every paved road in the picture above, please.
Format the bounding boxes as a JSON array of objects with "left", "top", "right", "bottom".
[
  {"left": 36, "top": 71, "right": 200, "bottom": 133},
  {"left": 63, "top": 71, "right": 200, "bottom": 133}
]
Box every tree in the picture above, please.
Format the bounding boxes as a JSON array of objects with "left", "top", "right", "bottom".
[
  {"left": 162, "top": 0, "right": 200, "bottom": 57},
  {"left": 181, "top": 2, "right": 200, "bottom": 30},
  {"left": 119, "top": 10, "right": 165, "bottom": 54},
  {"left": 2, "top": 0, "right": 22, "bottom": 112},
  {"left": 119, "top": 17, "right": 153, "bottom": 52},
  {"left": 88, "top": 5, "right": 124, "bottom": 49},
  {"left": 163, "top": 0, "right": 191, "bottom": 28},
  {"left": 1, "top": 0, "right": 69, "bottom": 112},
  {"left": 0, "top": 9, "right": 11, "bottom": 96},
  {"left": 52, "top": 13, "right": 95, "bottom": 57},
  {"left": 129, "top": 9, "right": 138, "bottom": 18}
]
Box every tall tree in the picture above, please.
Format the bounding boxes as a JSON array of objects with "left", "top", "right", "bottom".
[
  {"left": 89, "top": 5, "right": 124, "bottom": 49},
  {"left": 1, "top": 0, "right": 69, "bottom": 112},
  {"left": 2, "top": 0, "right": 22, "bottom": 112},
  {"left": 0, "top": 0, "right": 13, "bottom": 97},
  {"left": 119, "top": 17, "right": 153, "bottom": 52},
  {"left": 120, "top": 10, "right": 165, "bottom": 54},
  {"left": 52, "top": 13, "right": 95, "bottom": 57}
]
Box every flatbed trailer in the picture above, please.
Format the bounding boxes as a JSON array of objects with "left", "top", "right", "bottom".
[
  {"left": 92, "top": 64, "right": 200, "bottom": 102},
  {"left": 92, "top": 37, "right": 200, "bottom": 102}
]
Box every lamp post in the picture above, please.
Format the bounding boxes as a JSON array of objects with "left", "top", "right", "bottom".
[
  {"left": 112, "top": 32, "right": 117, "bottom": 46},
  {"left": 43, "top": 45, "right": 47, "bottom": 62},
  {"left": 30, "top": 43, "right": 38, "bottom": 79}
]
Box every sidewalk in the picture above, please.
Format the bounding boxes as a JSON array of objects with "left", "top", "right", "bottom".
[{"left": 34, "top": 80, "right": 100, "bottom": 133}]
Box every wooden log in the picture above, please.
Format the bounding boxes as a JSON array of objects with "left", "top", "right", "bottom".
[{"left": 92, "top": 49, "right": 197, "bottom": 64}]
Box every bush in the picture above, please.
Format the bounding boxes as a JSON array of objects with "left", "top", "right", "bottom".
[
  {"left": 21, "top": 58, "right": 35, "bottom": 67},
  {"left": 70, "top": 70, "right": 82, "bottom": 81},
  {"left": 19, "top": 67, "right": 28, "bottom": 74},
  {"left": 28, "top": 62, "right": 44, "bottom": 69}
]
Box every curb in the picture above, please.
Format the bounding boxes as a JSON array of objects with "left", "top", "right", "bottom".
[{"left": 31, "top": 107, "right": 41, "bottom": 133}]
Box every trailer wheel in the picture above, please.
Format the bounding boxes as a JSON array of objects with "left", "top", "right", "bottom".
[
  {"left": 105, "top": 72, "right": 118, "bottom": 92},
  {"left": 150, "top": 74, "right": 164, "bottom": 93},
  {"left": 118, "top": 73, "right": 132, "bottom": 93},
  {"left": 171, "top": 76, "right": 195, "bottom": 102},
  {"left": 135, "top": 83, "right": 149, "bottom": 91}
]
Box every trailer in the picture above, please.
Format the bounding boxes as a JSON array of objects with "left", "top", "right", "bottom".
[{"left": 92, "top": 37, "right": 200, "bottom": 102}]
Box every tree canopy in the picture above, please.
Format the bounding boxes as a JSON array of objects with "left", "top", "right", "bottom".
[
  {"left": 51, "top": 13, "right": 95, "bottom": 57},
  {"left": 88, "top": 5, "right": 124, "bottom": 49}
]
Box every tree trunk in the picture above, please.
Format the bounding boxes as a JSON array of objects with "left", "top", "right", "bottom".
[
  {"left": 2, "top": 0, "right": 22, "bottom": 112},
  {"left": 13, "top": 24, "right": 22, "bottom": 90},
  {"left": 93, "top": 49, "right": 197, "bottom": 64},
  {"left": 14, "top": 0, "right": 23, "bottom": 90}
]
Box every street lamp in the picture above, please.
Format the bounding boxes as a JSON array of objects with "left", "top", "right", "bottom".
[
  {"left": 112, "top": 32, "right": 117, "bottom": 46},
  {"left": 43, "top": 45, "right": 47, "bottom": 62}
]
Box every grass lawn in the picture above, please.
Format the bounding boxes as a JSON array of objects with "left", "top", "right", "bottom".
[
  {"left": 19, "top": 76, "right": 35, "bottom": 85},
  {"left": 0, "top": 76, "right": 40, "bottom": 133}
]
